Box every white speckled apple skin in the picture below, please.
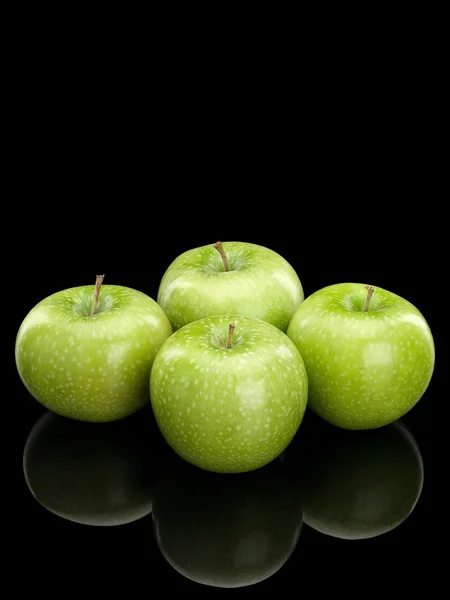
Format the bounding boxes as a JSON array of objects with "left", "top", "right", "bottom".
[
  {"left": 287, "top": 283, "right": 435, "bottom": 430},
  {"left": 16, "top": 285, "right": 173, "bottom": 422},
  {"left": 157, "top": 242, "right": 304, "bottom": 333},
  {"left": 150, "top": 315, "right": 308, "bottom": 473}
]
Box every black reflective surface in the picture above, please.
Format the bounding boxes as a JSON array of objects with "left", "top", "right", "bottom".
[
  {"left": 283, "top": 415, "right": 424, "bottom": 541},
  {"left": 23, "top": 410, "right": 156, "bottom": 526},
  {"left": 152, "top": 449, "right": 303, "bottom": 588},
  {"left": 17, "top": 398, "right": 432, "bottom": 590}
]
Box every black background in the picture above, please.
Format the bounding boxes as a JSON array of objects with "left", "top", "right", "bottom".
[{"left": 8, "top": 27, "right": 441, "bottom": 596}]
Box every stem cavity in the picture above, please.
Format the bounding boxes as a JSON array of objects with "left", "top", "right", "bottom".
[
  {"left": 362, "top": 285, "right": 375, "bottom": 312},
  {"left": 213, "top": 241, "right": 229, "bottom": 272},
  {"left": 90, "top": 274, "right": 105, "bottom": 316}
]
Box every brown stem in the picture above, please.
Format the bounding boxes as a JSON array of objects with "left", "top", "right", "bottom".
[
  {"left": 362, "top": 285, "right": 375, "bottom": 312},
  {"left": 227, "top": 322, "right": 236, "bottom": 348},
  {"left": 90, "top": 274, "right": 105, "bottom": 315},
  {"left": 213, "top": 241, "right": 229, "bottom": 272}
]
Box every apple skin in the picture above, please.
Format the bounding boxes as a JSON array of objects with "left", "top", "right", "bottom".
[
  {"left": 23, "top": 407, "right": 161, "bottom": 526},
  {"left": 287, "top": 283, "right": 435, "bottom": 429},
  {"left": 283, "top": 415, "right": 423, "bottom": 540},
  {"left": 150, "top": 314, "right": 308, "bottom": 473},
  {"left": 16, "top": 284, "right": 173, "bottom": 422},
  {"left": 152, "top": 457, "right": 303, "bottom": 588},
  {"left": 157, "top": 241, "right": 304, "bottom": 332}
]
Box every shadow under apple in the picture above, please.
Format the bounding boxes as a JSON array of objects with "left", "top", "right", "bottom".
[
  {"left": 283, "top": 413, "right": 424, "bottom": 540},
  {"left": 152, "top": 457, "right": 303, "bottom": 588},
  {"left": 23, "top": 405, "right": 164, "bottom": 526}
]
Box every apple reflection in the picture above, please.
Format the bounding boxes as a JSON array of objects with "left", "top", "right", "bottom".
[
  {"left": 283, "top": 415, "right": 424, "bottom": 540},
  {"left": 23, "top": 406, "right": 162, "bottom": 526},
  {"left": 152, "top": 458, "right": 303, "bottom": 588}
]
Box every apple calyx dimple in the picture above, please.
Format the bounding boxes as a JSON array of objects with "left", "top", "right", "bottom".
[
  {"left": 362, "top": 285, "right": 375, "bottom": 313},
  {"left": 213, "top": 241, "right": 229, "bottom": 272}
]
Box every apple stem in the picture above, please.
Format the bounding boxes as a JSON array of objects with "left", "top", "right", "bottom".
[
  {"left": 227, "top": 322, "right": 236, "bottom": 348},
  {"left": 213, "top": 241, "right": 229, "bottom": 272},
  {"left": 362, "top": 285, "right": 375, "bottom": 312},
  {"left": 90, "top": 274, "right": 105, "bottom": 316}
]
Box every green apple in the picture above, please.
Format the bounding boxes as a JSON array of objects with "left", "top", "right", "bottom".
[
  {"left": 152, "top": 457, "right": 303, "bottom": 588},
  {"left": 287, "top": 283, "right": 435, "bottom": 429},
  {"left": 283, "top": 416, "right": 423, "bottom": 539},
  {"left": 23, "top": 407, "right": 161, "bottom": 526},
  {"left": 150, "top": 314, "right": 308, "bottom": 473},
  {"left": 16, "top": 276, "right": 173, "bottom": 422},
  {"left": 157, "top": 241, "right": 303, "bottom": 332}
]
